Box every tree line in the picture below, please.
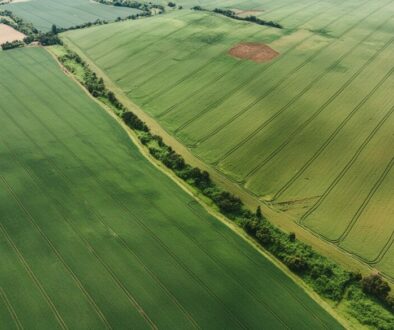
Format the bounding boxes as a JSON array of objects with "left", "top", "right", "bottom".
[{"left": 192, "top": 6, "right": 283, "bottom": 29}]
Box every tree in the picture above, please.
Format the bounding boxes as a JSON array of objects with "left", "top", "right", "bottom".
[
  {"left": 51, "top": 24, "right": 57, "bottom": 34},
  {"left": 289, "top": 232, "right": 296, "bottom": 242},
  {"left": 284, "top": 255, "right": 308, "bottom": 273},
  {"left": 256, "top": 205, "right": 262, "bottom": 220},
  {"left": 361, "top": 274, "right": 391, "bottom": 301}
]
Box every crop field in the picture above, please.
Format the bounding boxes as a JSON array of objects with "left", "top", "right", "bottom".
[
  {"left": 0, "top": 23, "right": 25, "bottom": 44},
  {"left": 0, "top": 47, "right": 343, "bottom": 329},
  {"left": 2, "top": 0, "right": 140, "bottom": 32},
  {"left": 62, "top": 0, "right": 394, "bottom": 279}
]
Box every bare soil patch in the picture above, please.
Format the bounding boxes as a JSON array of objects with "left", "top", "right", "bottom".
[
  {"left": 228, "top": 42, "right": 279, "bottom": 63},
  {"left": 0, "top": 23, "right": 25, "bottom": 44}
]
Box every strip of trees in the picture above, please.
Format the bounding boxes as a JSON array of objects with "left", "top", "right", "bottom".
[{"left": 192, "top": 6, "right": 283, "bottom": 29}]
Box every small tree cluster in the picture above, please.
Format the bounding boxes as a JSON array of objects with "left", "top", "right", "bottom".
[{"left": 1, "top": 39, "right": 24, "bottom": 50}]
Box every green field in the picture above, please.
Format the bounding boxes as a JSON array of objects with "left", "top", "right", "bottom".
[
  {"left": 2, "top": 0, "right": 140, "bottom": 31},
  {"left": 62, "top": 1, "right": 394, "bottom": 279},
  {"left": 0, "top": 47, "right": 343, "bottom": 329}
]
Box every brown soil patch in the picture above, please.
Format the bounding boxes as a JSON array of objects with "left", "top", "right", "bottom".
[
  {"left": 0, "top": 23, "right": 26, "bottom": 44},
  {"left": 228, "top": 43, "right": 279, "bottom": 63}
]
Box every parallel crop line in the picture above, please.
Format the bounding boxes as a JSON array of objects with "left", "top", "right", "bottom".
[
  {"left": 300, "top": 105, "right": 394, "bottom": 227},
  {"left": 174, "top": 0, "right": 374, "bottom": 137},
  {"left": 83, "top": 12, "right": 178, "bottom": 54},
  {"left": 156, "top": 0, "right": 346, "bottom": 120},
  {"left": 242, "top": 35, "right": 393, "bottom": 180},
  {"left": 0, "top": 187, "right": 68, "bottom": 330},
  {"left": 163, "top": 206, "right": 292, "bottom": 329},
  {"left": 2, "top": 52, "right": 113, "bottom": 137},
  {"left": 201, "top": 0, "right": 393, "bottom": 157},
  {"left": 52, "top": 201, "right": 159, "bottom": 330},
  {"left": 0, "top": 287, "right": 23, "bottom": 330},
  {"left": 116, "top": 27, "right": 215, "bottom": 83},
  {"left": 273, "top": 64, "right": 394, "bottom": 200},
  {"left": 3, "top": 92, "right": 156, "bottom": 329},
  {"left": 0, "top": 146, "right": 112, "bottom": 329},
  {"left": 0, "top": 69, "right": 248, "bottom": 330},
  {"left": 103, "top": 13, "right": 202, "bottom": 70},
  {"left": 142, "top": 0, "right": 336, "bottom": 107},
  {"left": 184, "top": 201, "right": 328, "bottom": 325},
  {"left": 3, "top": 136, "right": 200, "bottom": 329}
]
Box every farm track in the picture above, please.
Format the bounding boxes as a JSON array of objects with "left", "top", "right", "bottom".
[
  {"left": 0, "top": 61, "right": 252, "bottom": 330},
  {"left": 208, "top": 0, "right": 393, "bottom": 164},
  {"left": 0, "top": 287, "right": 23, "bottom": 330},
  {"left": 272, "top": 64, "right": 394, "bottom": 200},
  {"left": 243, "top": 36, "right": 394, "bottom": 183},
  {"left": 300, "top": 105, "right": 394, "bottom": 230},
  {"left": 337, "top": 157, "right": 394, "bottom": 262},
  {"left": 142, "top": 0, "right": 345, "bottom": 110}
]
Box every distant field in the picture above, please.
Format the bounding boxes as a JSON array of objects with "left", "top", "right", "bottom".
[
  {"left": 63, "top": 1, "right": 394, "bottom": 279},
  {"left": 2, "top": 0, "right": 140, "bottom": 32},
  {"left": 0, "top": 47, "right": 342, "bottom": 329}
]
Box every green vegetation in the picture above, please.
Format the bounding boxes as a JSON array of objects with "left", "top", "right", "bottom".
[
  {"left": 2, "top": 0, "right": 141, "bottom": 31},
  {"left": 0, "top": 46, "right": 344, "bottom": 329},
  {"left": 62, "top": 2, "right": 394, "bottom": 282},
  {"left": 55, "top": 42, "right": 394, "bottom": 329},
  {"left": 96, "top": 0, "right": 166, "bottom": 14}
]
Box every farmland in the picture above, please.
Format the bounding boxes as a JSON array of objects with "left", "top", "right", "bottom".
[
  {"left": 62, "top": 1, "right": 394, "bottom": 280},
  {"left": 2, "top": 0, "right": 140, "bottom": 32},
  {"left": 0, "top": 23, "right": 25, "bottom": 44},
  {"left": 0, "top": 47, "right": 343, "bottom": 329}
]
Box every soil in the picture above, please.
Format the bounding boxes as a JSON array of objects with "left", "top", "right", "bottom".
[
  {"left": 228, "top": 42, "right": 279, "bottom": 62},
  {"left": 0, "top": 23, "right": 26, "bottom": 45}
]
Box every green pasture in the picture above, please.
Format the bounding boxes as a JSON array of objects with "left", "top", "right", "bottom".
[
  {"left": 0, "top": 47, "right": 342, "bottom": 329},
  {"left": 62, "top": 1, "right": 394, "bottom": 279},
  {"left": 2, "top": 0, "right": 140, "bottom": 32}
]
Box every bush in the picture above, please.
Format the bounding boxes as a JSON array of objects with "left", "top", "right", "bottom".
[{"left": 1, "top": 40, "right": 24, "bottom": 50}]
